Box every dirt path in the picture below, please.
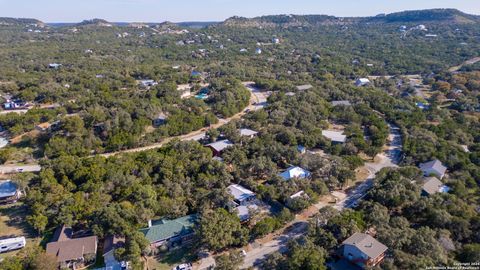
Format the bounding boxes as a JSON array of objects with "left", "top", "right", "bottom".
[{"left": 448, "top": 56, "right": 480, "bottom": 72}]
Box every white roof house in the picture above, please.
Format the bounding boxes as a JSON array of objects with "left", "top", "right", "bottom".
[
  {"left": 206, "top": 140, "right": 234, "bottom": 155},
  {"left": 355, "top": 78, "right": 371, "bottom": 87},
  {"left": 322, "top": 130, "right": 347, "bottom": 143},
  {"left": 419, "top": 159, "right": 447, "bottom": 179},
  {"left": 48, "top": 63, "right": 62, "bottom": 69},
  {"left": 279, "top": 166, "right": 311, "bottom": 181},
  {"left": 139, "top": 80, "right": 158, "bottom": 87},
  {"left": 239, "top": 128, "right": 258, "bottom": 137},
  {"left": 228, "top": 184, "right": 255, "bottom": 205},
  {"left": 331, "top": 100, "right": 352, "bottom": 107},
  {"left": 296, "top": 84, "right": 313, "bottom": 91}
]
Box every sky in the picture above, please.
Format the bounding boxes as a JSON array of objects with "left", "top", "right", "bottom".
[{"left": 0, "top": 0, "right": 479, "bottom": 23}]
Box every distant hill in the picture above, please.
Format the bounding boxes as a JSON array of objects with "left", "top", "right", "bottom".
[
  {"left": 0, "top": 17, "right": 45, "bottom": 27},
  {"left": 76, "top": 18, "right": 113, "bottom": 27},
  {"left": 370, "top": 9, "right": 480, "bottom": 24},
  {"left": 220, "top": 9, "right": 480, "bottom": 28}
]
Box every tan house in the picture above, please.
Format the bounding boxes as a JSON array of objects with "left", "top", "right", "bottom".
[{"left": 46, "top": 225, "right": 98, "bottom": 269}]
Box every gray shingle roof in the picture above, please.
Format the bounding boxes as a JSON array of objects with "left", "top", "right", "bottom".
[
  {"left": 419, "top": 159, "right": 447, "bottom": 177},
  {"left": 342, "top": 233, "right": 387, "bottom": 259},
  {"left": 422, "top": 177, "right": 444, "bottom": 195}
]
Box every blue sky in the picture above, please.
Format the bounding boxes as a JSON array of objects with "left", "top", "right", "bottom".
[{"left": 0, "top": 0, "right": 478, "bottom": 22}]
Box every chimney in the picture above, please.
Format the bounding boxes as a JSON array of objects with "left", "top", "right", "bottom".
[{"left": 148, "top": 220, "right": 152, "bottom": 228}]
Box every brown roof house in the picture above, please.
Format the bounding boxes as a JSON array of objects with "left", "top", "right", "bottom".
[
  {"left": 46, "top": 225, "right": 98, "bottom": 269},
  {"left": 341, "top": 233, "right": 387, "bottom": 269}
]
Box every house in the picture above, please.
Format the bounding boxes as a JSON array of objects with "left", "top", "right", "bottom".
[
  {"left": 139, "top": 79, "right": 158, "bottom": 88},
  {"left": 103, "top": 236, "right": 125, "bottom": 270},
  {"left": 355, "top": 78, "right": 371, "bottom": 87},
  {"left": 255, "top": 48, "right": 262, "bottom": 54},
  {"left": 239, "top": 128, "right": 258, "bottom": 138},
  {"left": 341, "top": 233, "right": 388, "bottom": 268},
  {"left": 140, "top": 214, "right": 198, "bottom": 250},
  {"left": 3, "top": 99, "right": 27, "bottom": 110},
  {"left": 0, "top": 180, "right": 20, "bottom": 204},
  {"left": 206, "top": 140, "right": 234, "bottom": 156},
  {"left": 46, "top": 225, "right": 98, "bottom": 269},
  {"left": 331, "top": 100, "right": 352, "bottom": 107},
  {"left": 322, "top": 130, "right": 347, "bottom": 144},
  {"left": 421, "top": 177, "right": 450, "bottom": 196},
  {"left": 419, "top": 159, "right": 447, "bottom": 179},
  {"left": 49, "top": 63, "right": 62, "bottom": 69},
  {"left": 297, "top": 145, "right": 306, "bottom": 154},
  {"left": 415, "top": 102, "right": 430, "bottom": 110},
  {"left": 0, "top": 237, "right": 26, "bottom": 253},
  {"left": 228, "top": 184, "right": 255, "bottom": 206},
  {"left": 272, "top": 38, "right": 280, "bottom": 44},
  {"left": 153, "top": 113, "right": 167, "bottom": 127},
  {"left": 296, "top": 84, "right": 313, "bottom": 91},
  {"left": 286, "top": 190, "right": 310, "bottom": 208},
  {"left": 279, "top": 166, "right": 311, "bottom": 181},
  {"left": 227, "top": 184, "right": 259, "bottom": 221}
]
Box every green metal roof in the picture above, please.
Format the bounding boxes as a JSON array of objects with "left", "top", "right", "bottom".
[{"left": 140, "top": 214, "right": 198, "bottom": 243}]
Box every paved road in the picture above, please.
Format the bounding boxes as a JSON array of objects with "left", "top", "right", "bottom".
[
  {"left": 334, "top": 123, "right": 402, "bottom": 210},
  {"left": 0, "top": 164, "right": 42, "bottom": 174}
]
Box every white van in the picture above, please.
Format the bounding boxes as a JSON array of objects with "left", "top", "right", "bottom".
[{"left": 0, "top": 237, "right": 26, "bottom": 253}]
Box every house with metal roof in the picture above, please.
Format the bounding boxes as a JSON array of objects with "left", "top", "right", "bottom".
[
  {"left": 206, "top": 139, "right": 234, "bottom": 156},
  {"left": 341, "top": 233, "right": 387, "bottom": 269},
  {"left": 355, "top": 78, "right": 371, "bottom": 87},
  {"left": 279, "top": 166, "right": 311, "bottom": 181},
  {"left": 239, "top": 128, "right": 258, "bottom": 138},
  {"left": 0, "top": 180, "right": 20, "bottom": 204},
  {"left": 140, "top": 214, "right": 198, "bottom": 250},
  {"left": 419, "top": 159, "right": 447, "bottom": 179},
  {"left": 228, "top": 184, "right": 255, "bottom": 206},
  {"left": 421, "top": 177, "right": 450, "bottom": 196},
  {"left": 322, "top": 130, "right": 347, "bottom": 144}
]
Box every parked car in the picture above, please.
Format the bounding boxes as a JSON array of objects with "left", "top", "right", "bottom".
[{"left": 172, "top": 263, "right": 192, "bottom": 270}]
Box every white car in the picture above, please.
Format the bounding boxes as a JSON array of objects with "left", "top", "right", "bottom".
[{"left": 173, "top": 263, "right": 192, "bottom": 270}]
